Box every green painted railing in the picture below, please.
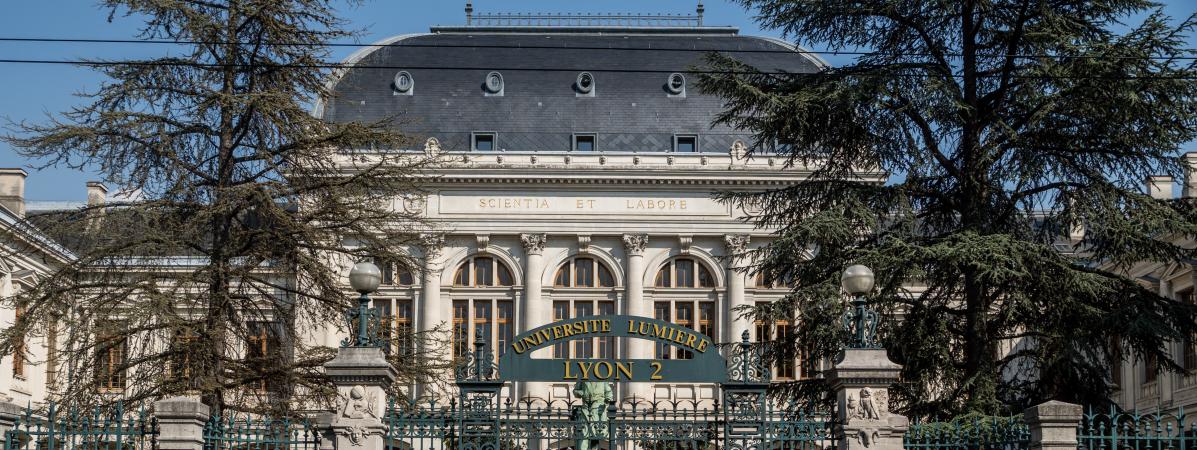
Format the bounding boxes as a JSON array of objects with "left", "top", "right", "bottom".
[
  {"left": 904, "top": 416, "right": 1030, "bottom": 450},
  {"left": 201, "top": 413, "right": 320, "bottom": 450},
  {"left": 2, "top": 402, "right": 157, "bottom": 450},
  {"left": 1078, "top": 407, "right": 1192, "bottom": 450}
]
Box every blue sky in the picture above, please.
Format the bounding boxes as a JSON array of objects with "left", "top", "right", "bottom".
[{"left": 0, "top": 0, "right": 1193, "bottom": 200}]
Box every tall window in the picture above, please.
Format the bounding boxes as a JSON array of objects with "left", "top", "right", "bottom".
[
  {"left": 553, "top": 300, "right": 616, "bottom": 358},
  {"left": 554, "top": 257, "right": 615, "bottom": 288},
  {"left": 453, "top": 300, "right": 514, "bottom": 360},
  {"left": 653, "top": 301, "right": 715, "bottom": 360},
  {"left": 654, "top": 258, "right": 716, "bottom": 288},
  {"left": 12, "top": 306, "right": 24, "bottom": 378},
  {"left": 1145, "top": 351, "right": 1159, "bottom": 384},
  {"left": 170, "top": 329, "right": 200, "bottom": 390},
  {"left": 95, "top": 321, "right": 127, "bottom": 392},
  {"left": 246, "top": 321, "right": 281, "bottom": 392},
  {"left": 754, "top": 303, "right": 810, "bottom": 380},
  {"left": 453, "top": 256, "right": 515, "bottom": 287},
  {"left": 376, "top": 299, "right": 414, "bottom": 356},
  {"left": 1109, "top": 338, "right": 1122, "bottom": 388},
  {"left": 1183, "top": 289, "right": 1197, "bottom": 373}
]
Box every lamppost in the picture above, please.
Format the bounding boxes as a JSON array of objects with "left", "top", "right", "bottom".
[
  {"left": 841, "top": 264, "right": 881, "bottom": 349},
  {"left": 346, "top": 261, "right": 383, "bottom": 348}
]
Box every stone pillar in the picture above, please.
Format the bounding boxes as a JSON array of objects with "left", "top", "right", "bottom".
[
  {"left": 325, "top": 346, "right": 398, "bottom": 450},
  {"left": 622, "top": 234, "right": 650, "bottom": 401},
  {"left": 153, "top": 397, "right": 210, "bottom": 450},
  {"left": 0, "top": 398, "right": 21, "bottom": 447},
  {"left": 826, "top": 348, "right": 908, "bottom": 450},
  {"left": 519, "top": 233, "right": 547, "bottom": 400},
  {"left": 1023, "top": 401, "right": 1082, "bottom": 450},
  {"left": 723, "top": 234, "right": 752, "bottom": 343}
]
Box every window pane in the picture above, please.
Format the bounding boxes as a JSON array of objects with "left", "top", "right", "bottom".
[
  {"left": 554, "top": 264, "right": 571, "bottom": 287},
  {"left": 453, "top": 263, "right": 470, "bottom": 286},
  {"left": 453, "top": 301, "right": 469, "bottom": 358},
  {"left": 599, "top": 302, "right": 615, "bottom": 358},
  {"left": 676, "top": 137, "right": 696, "bottom": 152},
  {"left": 575, "top": 136, "right": 595, "bottom": 152},
  {"left": 654, "top": 302, "right": 671, "bottom": 359},
  {"left": 497, "top": 302, "right": 513, "bottom": 357},
  {"left": 474, "top": 257, "right": 494, "bottom": 286},
  {"left": 475, "top": 134, "right": 495, "bottom": 151},
  {"left": 698, "top": 264, "right": 715, "bottom": 288},
  {"left": 554, "top": 302, "right": 570, "bottom": 358},
  {"left": 397, "top": 270, "right": 414, "bottom": 286},
  {"left": 675, "top": 260, "right": 694, "bottom": 288},
  {"left": 655, "top": 265, "right": 671, "bottom": 287},
  {"left": 380, "top": 261, "right": 395, "bottom": 285},
  {"left": 575, "top": 302, "right": 594, "bottom": 358},
  {"left": 676, "top": 303, "right": 694, "bottom": 360},
  {"left": 396, "top": 300, "right": 413, "bottom": 355},
  {"left": 575, "top": 258, "right": 594, "bottom": 287},
  {"left": 497, "top": 262, "right": 514, "bottom": 286},
  {"left": 597, "top": 264, "right": 614, "bottom": 287}
]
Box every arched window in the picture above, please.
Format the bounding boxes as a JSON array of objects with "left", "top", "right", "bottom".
[
  {"left": 452, "top": 256, "right": 514, "bottom": 287},
  {"left": 753, "top": 272, "right": 791, "bottom": 289},
  {"left": 553, "top": 257, "right": 616, "bottom": 288},
  {"left": 654, "top": 257, "right": 716, "bottom": 288}
]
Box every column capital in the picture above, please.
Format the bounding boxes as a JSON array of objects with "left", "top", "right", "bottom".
[
  {"left": 520, "top": 233, "right": 547, "bottom": 255},
  {"left": 723, "top": 234, "right": 752, "bottom": 255},
  {"left": 419, "top": 233, "right": 444, "bottom": 257},
  {"left": 622, "top": 234, "right": 648, "bottom": 256}
]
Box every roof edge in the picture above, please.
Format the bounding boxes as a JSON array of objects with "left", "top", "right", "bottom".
[{"left": 429, "top": 25, "right": 739, "bottom": 35}]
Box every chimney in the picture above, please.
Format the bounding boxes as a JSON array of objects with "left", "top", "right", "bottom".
[
  {"left": 1183, "top": 152, "right": 1197, "bottom": 198},
  {"left": 1148, "top": 175, "right": 1174, "bottom": 200},
  {"left": 0, "top": 168, "right": 28, "bottom": 218},
  {"left": 87, "top": 181, "right": 107, "bottom": 206},
  {"left": 86, "top": 181, "right": 107, "bottom": 231}
]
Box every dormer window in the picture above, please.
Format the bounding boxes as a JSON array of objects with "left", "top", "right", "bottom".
[
  {"left": 674, "top": 135, "right": 698, "bottom": 153},
  {"left": 573, "top": 134, "right": 596, "bottom": 152},
  {"left": 666, "top": 73, "right": 686, "bottom": 97},
  {"left": 473, "top": 133, "right": 496, "bottom": 151},
  {"left": 576, "top": 72, "right": 595, "bottom": 97}
]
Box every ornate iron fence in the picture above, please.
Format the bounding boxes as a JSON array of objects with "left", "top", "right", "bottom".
[
  {"left": 2, "top": 403, "right": 158, "bottom": 450},
  {"left": 201, "top": 413, "right": 320, "bottom": 450},
  {"left": 903, "top": 416, "right": 1029, "bottom": 450},
  {"left": 1077, "top": 407, "right": 1193, "bottom": 450}
]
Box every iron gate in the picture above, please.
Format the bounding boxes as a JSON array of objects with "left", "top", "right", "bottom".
[{"left": 384, "top": 331, "right": 836, "bottom": 450}]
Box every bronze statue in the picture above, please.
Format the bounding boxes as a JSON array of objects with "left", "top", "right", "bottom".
[{"left": 572, "top": 381, "right": 613, "bottom": 450}]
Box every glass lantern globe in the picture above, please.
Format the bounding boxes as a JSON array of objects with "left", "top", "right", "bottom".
[
  {"left": 840, "top": 264, "right": 875, "bottom": 296},
  {"left": 349, "top": 261, "right": 382, "bottom": 294}
]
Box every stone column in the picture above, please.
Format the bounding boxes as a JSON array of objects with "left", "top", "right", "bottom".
[
  {"left": 622, "top": 234, "right": 650, "bottom": 401},
  {"left": 417, "top": 234, "right": 444, "bottom": 400},
  {"left": 153, "top": 397, "right": 210, "bottom": 450},
  {"left": 325, "top": 346, "right": 398, "bottom": 450},
  {"left": 723, "top": 234, "right": 752, "bottom": 343},
  {"left": 826, "top": 348, "right": 908, "bottom": 450},
  {"left": 1024, "top": 401, "right": 1082, "bottom": 450},
  {"left": 519, "top": 233, "right": 547, "bottom": 400}
]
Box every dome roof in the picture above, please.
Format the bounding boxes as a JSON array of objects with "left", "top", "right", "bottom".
[{"left": 320, "top": 27, "right": 824, "bottom": 153}]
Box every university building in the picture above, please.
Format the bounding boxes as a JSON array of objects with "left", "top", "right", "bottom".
[{"left": 0, "top": 4, "right": 1193, "bottom": 414}]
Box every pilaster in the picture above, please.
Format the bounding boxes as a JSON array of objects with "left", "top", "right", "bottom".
[{"left": 519, "top": 233, "right": 547, "bottom": 400}]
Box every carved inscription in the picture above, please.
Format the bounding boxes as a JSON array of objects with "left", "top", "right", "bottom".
[{"left": 440, "top": 191, "right": 730, "bottom": 216}]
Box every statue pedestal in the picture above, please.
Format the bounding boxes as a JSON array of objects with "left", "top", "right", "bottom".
[
  {"left": 324, "top": 346, "right": 398, "bottom": 450},
  {"left": 826, "top": 348, "right": 908, "bottom": 450}
]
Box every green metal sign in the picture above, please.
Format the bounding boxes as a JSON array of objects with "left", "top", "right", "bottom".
[{"left": 497, "top": 314, "right": 728, "bottom": 383}]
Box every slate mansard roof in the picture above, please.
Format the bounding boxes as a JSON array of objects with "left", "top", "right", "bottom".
[{"left": 319, "top": 26, "right": 825, "bottom": 153}]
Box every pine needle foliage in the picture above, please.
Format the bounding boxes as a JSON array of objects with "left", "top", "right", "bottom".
[
  {"left": 0, "top": 0, "right": 439, "bottom": 415},
  {"left": 698, "top": 0, "right": 1197, "bottom": 416}
]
